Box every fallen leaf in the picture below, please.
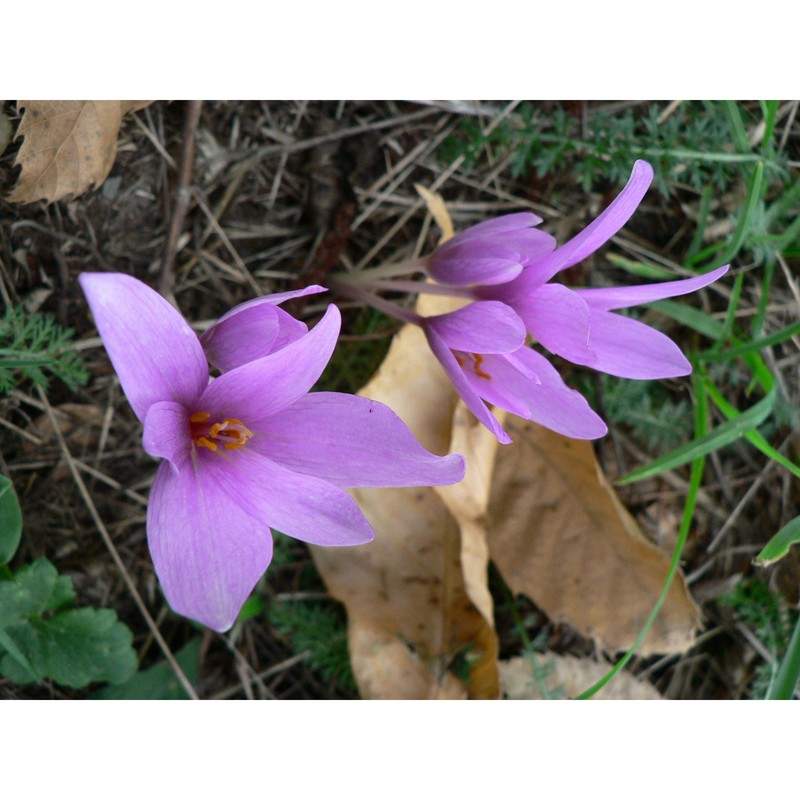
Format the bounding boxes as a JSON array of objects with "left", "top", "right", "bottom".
[
  {"left": 9, "top": 101, "right": 151, "bottom": 204},
  {"left": 499, "top": 654, "right": 662, "bottom": 700},
  {"left": 312, "top": 293, "right": 500, "bottom": 699},
  {"left": 415, "top": 184, "right": 455, "bottom": 244},
  {"left": 487, "top": 420, "right": 701, "bottom": 655}
]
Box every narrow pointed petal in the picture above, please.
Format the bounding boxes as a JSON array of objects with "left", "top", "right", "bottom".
[
  {"left": 251, "top": 392, "right": 465, "bottom": 488},
  {"left": 582, "top": 311, "right": 691, "bottom": 378},
  {"left": 79, "top": 273, "right": 208, "bottom": 422},
  {"left": 424, "top": 301, "right": 526, "bottom": 354},
  {"left": 427, "top": 240, "right": 525, "bottom": 286},
  {"left": 425, "top": 328, "right": 512, "bottom": 444},
  {"left": 142, "top": 400, "right": 191, "bottom": 469},
  {"left": 443, "top": 212, "right": 543, "bottom": 245},
  {"left": 205, "top": 449, "right": 375, "bottom": 547},
  {"left": 455, "top": 348, "right": 606, "bottom": 439},
  {"left": 147, "top": 459, "right": 274, "bottom": 632},
  {"left": 506, "top": 348, "right": 608, "bottom": 439},
  {"left": 199, "top": 304, "right": 340, "bottom": 426},
  {"left": 200, "top": 303, "right": 282, "bottom": 371},
  {"left": 575, "top": 265, "right": 730, "bottom": 311},
  {"left": 511, "top": 160, "right": 654, "bottom": 287},
  {"left": 200, "top": 287, "right": 326, "bottom": 371},
  {"left": 514, "top": 284, "right": 593, "bottom": 363}
]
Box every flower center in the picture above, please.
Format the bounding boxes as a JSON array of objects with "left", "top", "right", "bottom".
[
  {"left": 454, "top": 352, "right": 492, "bottom": 380},
  {"left": 189, "top": 411, "right": 253, "bottom": 453}
]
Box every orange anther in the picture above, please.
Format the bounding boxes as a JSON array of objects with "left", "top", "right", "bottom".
[
  {"left": 196, "top": 436, "right": 218, "bottom": 452},
  {"left": 190, "top": 411, "right": 211, "bottom": 423},
  {"left": 473, "top": 353, "right": 491, "bottom": 380}
]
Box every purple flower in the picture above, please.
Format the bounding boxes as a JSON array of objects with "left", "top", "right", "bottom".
[
  {"left": 416, "top": 160, "right": 729, "bottom": 440},
  {"left": 80, "top": 273, "right": 465, "bottom": 631},
  {"left": 422, "top": 301, "right": 607, "bottom": 443}
]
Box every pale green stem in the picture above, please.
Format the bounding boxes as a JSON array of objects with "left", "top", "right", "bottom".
[{"left": 328, "top": 278, "right": 423, "bottom": 327}]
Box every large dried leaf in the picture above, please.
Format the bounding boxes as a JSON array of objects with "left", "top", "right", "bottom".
[
  {"left": 499, "top": 654, "right": 662, "bottom": 700},
  {"left": 488, "top": 420, "right": 700, "bottom": 655},
  {"left": 312, "top": 293, "right": 500, "bottom": 699},
  {"left": 9, "top": 101, "right": 151, "bottom": 204}
]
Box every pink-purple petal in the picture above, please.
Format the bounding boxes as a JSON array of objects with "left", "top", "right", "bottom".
[
  {"left": 439, "top": 212, "right": 542, "bottom": 248},
  {"left": 575, "top": 265, "right": 730, "bottom": 311},
  {"left": 425, "top": 327, "right": 512, "bottom": 444},
  {"left": 424, "top": 301, "right": 526, "bottom": 354},
  {"left": 79, "top": 273, "right": 208, "bottom": 422},
  {"left": 513, "top": 284, "right": 593, "bottom": 363},
  {"left": 142, "top": 400, "right": 191, "bottom": 469},
  {"left": 582, "top": 310, "right": 691, "bottom": 378},
  {"left": 147, "top": 459, "right": 274, "bottom": 632},
  {"left": 427, "top": 240, "right": 525, "bottom": 286},
  {"left": 200, "top": 303, "right": 282, "bottom": 371},
  {"left": 506, "top": 348, "right": 608, "bottom": 439},
  {"left": 206, "top": 449, "right": 375, "bottom": 547},
  {"left": 522, "top": 160, "right": 654, "bottom": 284},
  {"left": 250, "top": 392, "right": 465, "bottom": 488},
  {"left": 199, "top": 304, "right": 341, "bottom": 426}
]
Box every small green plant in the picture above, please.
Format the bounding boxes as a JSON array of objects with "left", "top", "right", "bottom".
[
  {"left": 0, "top": 305, "right": 88, "bottom": 394},
  {"left": 267, "top": 598, "right": 356, "bottom": 693},
  {"left": 440, "top": 101, "right": 787, "bottom": 200},
  {"left": 720, "top": 577, "right": 799, "bottom": 699},
  {"left": 0, "top": 472, "right": 137, "bottom": 691}
]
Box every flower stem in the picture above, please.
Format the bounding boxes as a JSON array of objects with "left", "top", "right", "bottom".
[
  {"left": 328, "top": 277, "right": 423, "bottom": 326},
  {"left": 334, "top": 257, "right": 427, "bottom": 284},
  {"left": 354, "top": 279, "right": 474, "bottom": 299}
]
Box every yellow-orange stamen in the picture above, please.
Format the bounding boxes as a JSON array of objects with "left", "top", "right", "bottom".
[
  {"left": 189, "top": 412, "right": 253, "bottom": 454},
  {"left": 473, "top": 353, "right": 491, "bottom": 380},
  {"left": 454, "top": 351, "right": 492, "bottom": 380}
]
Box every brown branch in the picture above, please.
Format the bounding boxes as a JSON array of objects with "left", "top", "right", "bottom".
[{"left": 159, "top": 100, "right": 203, "bottom": 295}]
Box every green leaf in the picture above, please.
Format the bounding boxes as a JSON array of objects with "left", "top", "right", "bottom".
[
  {"left": 0, "top": 558, "right": 137, "bottom": 688},
  {"left": 767, "top": 612, "right": 800, "bottom": 700},
  {"left": 617, "top": 389, "right": 777, "bottom": 485},
  {"left": 92, "top": 639, "right": 201, "bottom": 700},
  {"left": 0, "top": 475, "right": 23, "bottom": 564},
  {"left": 755, "top": 515, "right": 800, "bottom": 567}
]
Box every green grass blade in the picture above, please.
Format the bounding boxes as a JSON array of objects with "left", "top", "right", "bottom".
[
  {"left": 704, "top": 381, "right": 800, "bottom": 481},
  {"left": 716, "top": 161, "right": 765, "bottom": 267},
  {"left": 759, "top": 101, "right": 779, "bottom": 152},
  {"left": 755, "top": 515, "right": 800, "bottom": 567},
  {"left": 698, "top": 319, "right": 800, "bottom": 363},
  {"left": 722, "top": 101, "right": 751, "bottom": 153},
  {"left": 606, "top": 254, "right": 678, "bottom": 280},
  {"left": 617, "top": 389, "right": 776, "bottom": 485},
  {"left": 766, "top": 611, "right": 800, "bottom": 700},
  {"left": 649, "top": 300, "right": 724, "bottom": 339},
  {"left": 576, "top": 377, "right": 709, "bottom": 699}
]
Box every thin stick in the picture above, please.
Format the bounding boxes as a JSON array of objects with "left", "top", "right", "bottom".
[
  {"left": 36, "top": 386, "right": 199, "bottom": 700},
  {"left": 159, "top": 100, "right": 203, "bottom": 295}
]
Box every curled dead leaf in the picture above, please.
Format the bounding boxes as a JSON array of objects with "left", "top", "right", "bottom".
[
  {"left": 312, "top": 293, "right": 500, "bottom": 699},
  {"left": 499, "top": 654, "right": 662, "bottom": 700},
  {"left": 9, "top": 101, "right": 152, "bottom": 204},
  {"left": 488, "top": 420, "right": 700, "bottom": 655}
]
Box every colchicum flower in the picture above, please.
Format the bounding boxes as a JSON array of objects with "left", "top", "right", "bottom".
[
  {"left": 80, "top": 273, "right": 465, "bottom": 631},
  {"left": 414, "top": 160, "right": 729, "bottom": 442},
  {"left": 421, "top": 301, "right": 607, "bottom": 443}
]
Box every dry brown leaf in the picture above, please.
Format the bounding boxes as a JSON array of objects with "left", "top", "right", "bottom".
[
  {"left": 488, "top": 419, "right": 700, "bottom": 655},
  {"left": 499, "top": 654, "right": 662, "bottom": 700},
  {"left": 415, "top": 183, "right": 454, "bottom": 243},
  {"left": 9, "top": 101, "right": 151, "bottom": 204},
  {"left": 432, "top": 403, "right": 505, "bottom": 695},
  {"left": 312, "top": 293, "right": 500, "bottom": 699}
]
